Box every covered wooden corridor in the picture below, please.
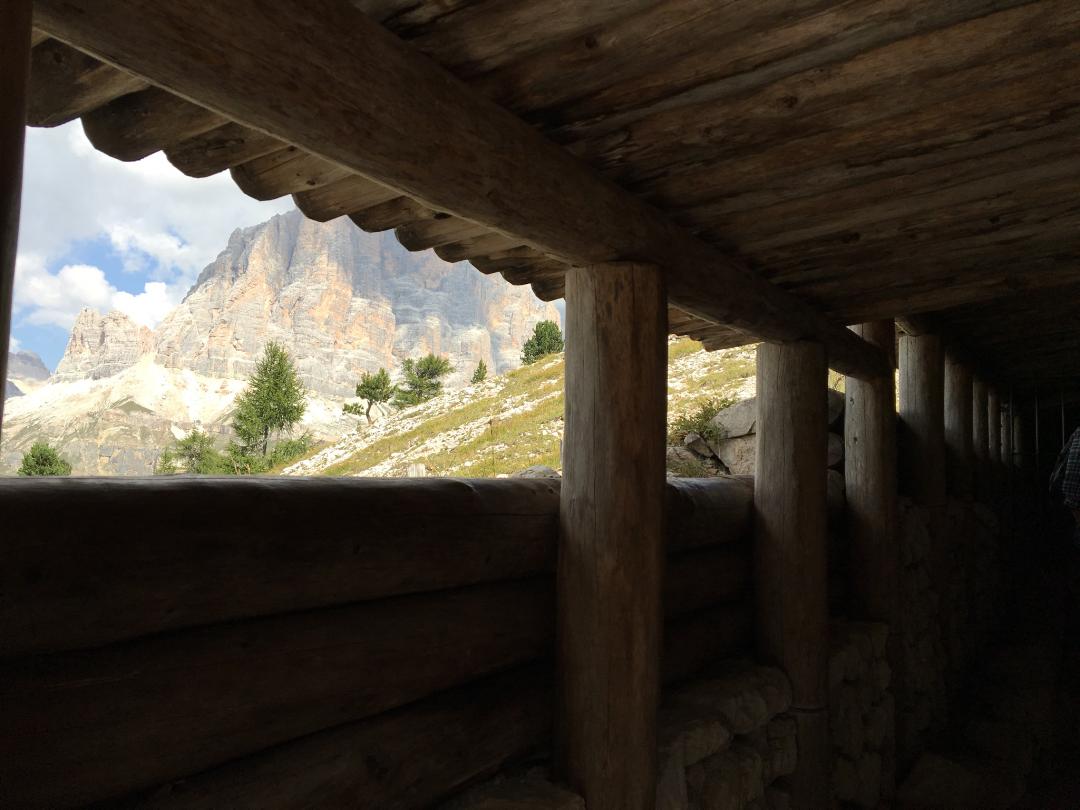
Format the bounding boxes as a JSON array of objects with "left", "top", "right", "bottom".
[{"left": 1, "top": 1, "right": 1079, "bottom": 808}]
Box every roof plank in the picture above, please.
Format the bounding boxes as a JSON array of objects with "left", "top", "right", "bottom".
[{"left": 34, "top": 0, "right": 886, "bottom": 378}]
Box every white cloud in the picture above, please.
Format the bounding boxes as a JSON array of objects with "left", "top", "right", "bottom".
[
  {"left": 13, "top": 253, "right": 184, "bottom": 330},
  {"left": 15, "top": 122, "right": 293, "bottom": 330},
  {"left": 8, "top": 335, "right": 21, "bottom": 352}
]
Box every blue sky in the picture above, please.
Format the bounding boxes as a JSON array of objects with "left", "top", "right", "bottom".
[{"left": 12, "top": 122, "right": 293, "bottom": 369}]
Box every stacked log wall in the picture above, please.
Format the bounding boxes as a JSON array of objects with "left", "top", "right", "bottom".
[{"left": 0, "top": 476, "right": 755, "bottom": 809}]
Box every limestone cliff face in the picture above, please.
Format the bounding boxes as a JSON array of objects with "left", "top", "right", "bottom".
[
  {"left": 53, "top": 309, "right": 154, "bottom": 381},
  {"left": 153, "top": 210, "right": 559, "bottom": 395}
]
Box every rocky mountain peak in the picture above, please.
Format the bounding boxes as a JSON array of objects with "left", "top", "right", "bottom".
[{"left": 53, "top": 308, "right": 154, "bottom": 382}]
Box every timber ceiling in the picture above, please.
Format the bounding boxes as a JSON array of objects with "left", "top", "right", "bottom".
[{"left": 24, "top": 0, "right": 1080, "bottom": 391}]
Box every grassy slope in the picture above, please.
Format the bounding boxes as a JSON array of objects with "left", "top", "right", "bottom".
[{"left": 295, "top": 339, "right": 758, "bottom": 478}]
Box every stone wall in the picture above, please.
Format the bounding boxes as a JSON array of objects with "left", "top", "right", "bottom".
[
  {"left": 895, "top": 498, "right": 949, "bottom": 761},
  {"left": 656, "top": 661, "right": 795, "bottom": 810},
  {"left": 830, "top": 621, "right": 894, "bottom": 808}
]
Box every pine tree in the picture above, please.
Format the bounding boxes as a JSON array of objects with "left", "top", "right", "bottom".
[
  {"left": 393, "top": 354, "right": 452, "bottom": 408},
  {"left": 471, "top": 359, "right": 488, "bottom": 384},
  {"left": 344, "top": 367, "right": 396, "bottom": 423},
  {"left": 521, "top": 320, "right": 564, "bottom": 365},
  {"left": 154, "top": 429, "right": 230, "bottom": 474},
  {"left": 17, "top": 441, "right": 72, "bottom": 476},
  {"left": 232, "top": 342, "right": 307, "bottom": 456}
]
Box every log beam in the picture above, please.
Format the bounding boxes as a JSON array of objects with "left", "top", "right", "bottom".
[
  {"left": 0, "top": 0, "right": 31, "bottom": 434},
  {"left": 944, "top": 355, "right": 974, "bottom": 499},
  {"left": 898, "top": 334, "right": 947, "bottom": 507},
  {"left": 557, "top": 262, "right": 666, "bottom": 810},
  {"left": 33, "top": 0, "right": 886, "bottom": 379},
  {"left": 754, "top": 340, "right": 830, "bottom": 808}
]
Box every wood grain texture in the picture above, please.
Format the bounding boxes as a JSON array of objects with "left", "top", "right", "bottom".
[
  {"left": 557, "top": 262, "right": 666, "bottom": 810},
  {"left": 165, "top": 122, "right": 283, "bottom": 178},
  {"left": 0, "top": 579, "right": 554, "bottom": 808},
  {"left": 0, "top": 0, "right": 30, "bottom": 435},
  {"left": 898, "top": 334, "right": 946, "bottom": 507},
  {"left": 117, "top": 665, "right": 553, "bottom": 810},
  {"left": 753, "top": 341, "right": 829, "bottom": 710},
  {"left": 81, "top": 85, "right": 225, "bottom": 161},
  {"left": 845, "top": 321, "right": 899, "bottom": 623},
  {"left": 33, "top": 0, "right": 886, "bottom": 378},
  {"left": 0, "top": 476, "right": 753, "bottom": 658},
  {"left": 753, "top": 340, "right": 830, "bottom": 808},
  {"left": 27, "top": 38, "right": 146, "bottom": 127},
  {"left": 944, "top": 355, "right": 974, "bottom": 499}
]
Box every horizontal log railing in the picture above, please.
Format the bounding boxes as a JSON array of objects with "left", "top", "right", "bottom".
[{"left": 0, "top": 476, "right": 757, "bottom": 809}]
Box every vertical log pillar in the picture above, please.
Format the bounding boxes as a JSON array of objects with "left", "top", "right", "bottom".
[
  {"left": 898, "top": 334, "right": 946, "bottom": 507},
  {"left": 755, "top": 340, "right": 830, "bottom": 809},
  {"left": 558, "top": 262, "right": 666, "bottom": 810},
  {"left": 944, "top": 356, "right": 974, "bottom": 500},
  {"left": 988, "top": 388, "right": 1002, "bottom": 498},
  {"left": 844, "top": 320, "right": 898, "bottom": 799},
  {"left": 0, "top": 0, "right": 32, "bottom": 432},
  {"left": 845, "top": 320, "right": 898, "bottom": 620},
  {"left": 972, "top": 378, "right": 989, "bottom": 501},
  {"left": 1001, "top": 406, "right": 1013, "bottom": 467}
]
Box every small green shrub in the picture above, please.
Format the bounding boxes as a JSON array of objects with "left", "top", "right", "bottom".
[{"left": 667, "top": 396, "right": 735, "bottom": 446}]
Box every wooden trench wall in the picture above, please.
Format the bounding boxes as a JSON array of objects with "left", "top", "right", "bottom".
[{"left": 0, "top": 476, "right": 758, "bottom": 809}]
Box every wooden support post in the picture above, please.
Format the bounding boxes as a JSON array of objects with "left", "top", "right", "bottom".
[
  {"left": 1001, "top": 406, "right": 1013, "bottom": 467},
  {"left": 988, "top": 388, "right": 1002, "bottom": 498},
  {"left": 944, "top": 356, "right": 974, "bottom": 500},
  {"left": 558, "top": 262, "right": 666, "bottom": 810},
  {"left": 972, "top": 378, "right": 989, "bottom": 501},
  {"left": 754, "top": 340, "right": 830, "bottom": 809},
  {"left": 0, "top": 0, "right": 32, "bottom": 433},
  {"left": 988, "top": 389, "right": 1002, "bottom": 468},
  {"left": 845, "top": 320, "right": 898, "bottom": 621},
  {"left": 898, "top": 334, "right": 946, "bottom": 507}
]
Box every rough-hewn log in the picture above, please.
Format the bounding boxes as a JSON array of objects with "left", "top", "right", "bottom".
[
  {"left": 558, "top": 262, "right": 666, "bottom": 810},
  {"left": 972, "top": 377, "right": 990, "bottom": 500},
  {"left": 898, "top": 334, "right": 946, "bottom": 507},
  {"left": 845, "top": 321, "right": 898, "bottom": 623},
  {"left": 0, "top": 477, "right": 558, "bottom": 657},
  {"left": 117, "top": 665, "right": 552, "bottom": 810},
  {"left": 293, "top": 174, "right": 398, "bottom": 222},
  {"left": 434, "top": 231, "right": 522, "bottom": 263},
  {"left": 350, "top": 195, "right": 435, "bottom": 233},
  {"left": 27, "top": 39, "right": 147, "bottom": 127},
  {"left": 165, "top": 122, "right": 283, "bottom": 178},
  {"left": 0, "top": 579, "right": 554, "bottom": 809},
  {"left": 988, "top": 387, "right": 1002, "bottom": 468},
  {"left": 944, "top": 355, "right": 974, "bottom": 499},
  {"left": 33, "top": 0, "right": 886, "bottom": 378},
  {"left": 396, "top": 215, "right": 491, "bottom": 251},
  {"left": 81, "top": 86, "right": 225, "bottom": 161},
  {"left": 0, "top": 476, "right": 754, "bottom": 658},
  {"left": 666, "top": 475, "right": 754, "bottom": 552},
  {"left": 230, "top": 148, "right": 352, "bottom": 201},
  {"left": 662, "top": 603, "right": 754, "bottom": 684},
  {"left": 1001, "top": 404, "right": 1013, "bottom": 466},
  {"left": 0, "top": 0, "right": 31, "bottom": 434},
  {"left": 664, "top": 545, "right": 751, "bottom": 619},
  {"left": 754, "top": 340, "right": 830, "bottom": 809}
]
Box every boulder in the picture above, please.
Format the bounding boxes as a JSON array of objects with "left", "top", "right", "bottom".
[
  {"left": 513, "top": 465, "right": 560, "bottom": 478},
  {"left": 710, "top": 397, "right": 757, "bottom": 439},
  {"left": 684, "top": 431, "right": 714, "bottom": 458},
  {"left": 827, "top": 388, "right": 845, "bottom": 427},
  {"left": 710, "top": 434, "right": 756, "bottom": 475},
  {"left": 827, "top": 432, "right": 844, "bottom": 468}
]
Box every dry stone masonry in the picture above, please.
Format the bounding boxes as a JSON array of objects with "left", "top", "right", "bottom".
[
  {"left": 656, "top": 661, "right": 795, "bottom": 810},
  {"left": 829, "top": 621, "right": 894, "bottom": 808}
]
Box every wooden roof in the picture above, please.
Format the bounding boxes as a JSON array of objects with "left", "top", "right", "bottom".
[{"left": 25, "top": 0, "right": 1080, "bottom": 391}]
